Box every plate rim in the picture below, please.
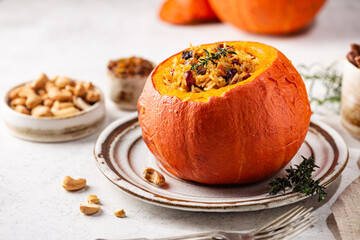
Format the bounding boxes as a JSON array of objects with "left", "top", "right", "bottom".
[{"left": 94, "top": 112, "right": 349, "bottom": 212}]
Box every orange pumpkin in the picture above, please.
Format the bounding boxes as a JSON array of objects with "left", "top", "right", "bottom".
[
  {"left": 138, "top": 41, "right": 311, "bottom": 184},
  {"left": 159, "top": 0, "right": 217, "bottom": 25},
  {"left": 208, "top": 0, "right": 326, "bottom": 34}
]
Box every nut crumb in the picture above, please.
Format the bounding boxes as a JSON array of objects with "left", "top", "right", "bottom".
[
  {"left": 114, "top": 209, "right": 126, "bottom": 218},
  {"left": 87, "top": 195, "right": 100, "bottom": 204}
]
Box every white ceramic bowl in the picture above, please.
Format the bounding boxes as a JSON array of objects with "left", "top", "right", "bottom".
[
  {"left": 340, "top": 58, "right": 360, "bottom": 138},
  {"left": 1, "top": 83, "right": 106, "bottom": 142}
]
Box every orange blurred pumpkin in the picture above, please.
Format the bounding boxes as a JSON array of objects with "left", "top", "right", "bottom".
[
  {"left": 208, "top": 0, "right": 326, "bottom": 34},
  {"left": 138, "top": 41, "right": 311, "bottom": 184},
  {"left": 159, "top": 0, "right": 217, "bottom": 24}
]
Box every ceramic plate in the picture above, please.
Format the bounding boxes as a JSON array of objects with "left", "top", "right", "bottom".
[{"left": 94, "top": 113, "right": 348, "bottom": 212}]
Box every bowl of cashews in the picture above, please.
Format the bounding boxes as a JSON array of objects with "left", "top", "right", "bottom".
[{"left": 1, "top": 73, "right": 105, "bottom": 142}]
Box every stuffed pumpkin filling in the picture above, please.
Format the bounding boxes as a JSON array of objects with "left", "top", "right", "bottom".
[{"left": 163, "top": 43, "right": 259, "bottom": 93}]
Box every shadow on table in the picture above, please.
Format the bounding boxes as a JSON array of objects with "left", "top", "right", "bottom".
[
  {"left": 327, "top": 214, "right": 341, "bottom": 240},
  {"left": 131, "top": 175, "right": 342, "bottom": 235}
]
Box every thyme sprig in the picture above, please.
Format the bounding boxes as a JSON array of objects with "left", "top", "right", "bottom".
[
  {"left": 298, "top": 63, "right": 342, "bottom": 106},
  {"left": 190, "top": 45, "right": 237, "bottom": 71},
  {"left": 269, "top": 154, "right": 326, "bottom": 202}
]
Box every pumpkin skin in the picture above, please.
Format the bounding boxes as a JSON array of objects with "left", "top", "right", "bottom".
[
  {"left": 138, "top": 41, "right": 311, "bottom": 185},
  {"left": 208, "top": 0, "right": 326, "bottom": 34},
  {"left": 159, "top": 0, "right": 217, "bottom": 25}
]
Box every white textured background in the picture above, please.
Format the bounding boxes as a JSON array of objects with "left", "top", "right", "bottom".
[{"left": 0, "top": 0, "right": 359, "bottom": 239}]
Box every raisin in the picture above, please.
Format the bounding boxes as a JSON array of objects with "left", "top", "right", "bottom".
[
  {"left": 182, "top": 51, "right": 193, "bottom": 60},
  {"left": 225, "top": 68, "right": 237, "bottom": 81},
  {"left": 184, "top": 70, "right": 194, "bottom": 86},
  {"left": 196, "top": 67, "right": 206, "bottom": 75}
]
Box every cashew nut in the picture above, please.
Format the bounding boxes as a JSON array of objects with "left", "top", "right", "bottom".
[
  {"left": 45, "top": 81, "right": 56, "bottom": 91},
  {"left": 51, "top": 105, "right": 79, "bottom": 117},
  {"left": 143, "top": 167, "right": 165, "bottom": 187},
  {"left": 43, "top": 98, "right": 54, "bottom": 108},
  {"left": 9, "top": 98, "right": 26, "bottom": 108},
  {"left": 73, "top": 96, "right": 91, "bottom": 110},
  {"left": 74, "top": 82, "right": 86, "bottom": 97},
  {"left": 83, "top": 82, "right": 94, "bottom": 91},
  {"left": 55, "top": 76, "right": 73, "bottom": 88},
  {"left": 85, "top": 90, "right": 101, "bottom": 103},
  {"left": 79, "top": 204, "right": 100, "bottom": 215},
  {"left": 14, "top": 105, "right": 30, "bottom": 115},
  {"left": 62, "top": 176, "right": 86, "bottom": 191},
  {"left": 8, "top": 86, "right": 23, "bottom": 100},
  {"left": 19, "top": 89, "right": 42, "bottom": 109},
  {"left": 52, "top": 101, "right": 74, "bottom": 110},
  {"left": 30, "top": 73, "right": 48, "bottom": 90},
  {"left": 114, "top": 209, "right": 126, "bottom": 218},
  {"left": 31, "top": 105, "right": 53, "bottom": 117},
  {"left": 87, "top": 195, "right": 100, "bottom": 204},
  {"left": 48, "top": 88, "right": 72, "bottom": 101}
]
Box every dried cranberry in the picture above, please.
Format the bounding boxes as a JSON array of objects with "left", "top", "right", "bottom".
[
  {"left": 218, "top": 44, "right": 224, "bottom": 48},
  {"left": 231, "top": 59, "right": 240, "bottom": 65},
  {"left": 182, "top": 51, "right": 193, "bottom": 60},
  {"left": 196, "top": 67, "right": 206, "bottom": 75},
  {"left": 243, "top": 73, "right": 251, "bottom": 80},
  {"left": 184, "top": 70, "right": 194, "bottom": 86},
  {"left": 225, "top": 68, "right": 237, "bottom": 81}
]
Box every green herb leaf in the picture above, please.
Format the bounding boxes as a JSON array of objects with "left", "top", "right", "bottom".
[
  {"left": 190, "top": 46, "right": 237, "bottom": 71},
  {"left": 298, "top": 63, "right": 342, "bottom": 109},
  {"left": 268, "top": 154, "right": 326, "bottom": 202}
]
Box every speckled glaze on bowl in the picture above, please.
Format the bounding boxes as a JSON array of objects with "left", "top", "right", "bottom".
[
  {"left": 1, "top": 82, "right": 106, "bottom": 142},
  {"left": 94, "top": 113, "right": 348, "bottom": 212}
]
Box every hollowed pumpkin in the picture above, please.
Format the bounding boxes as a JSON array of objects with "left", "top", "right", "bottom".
[
  {"left": 138, "top": 41, "right": 311, "bottom": 185},
  {"left": 208, "top": 0, "right": 326, "bottom": 34}
]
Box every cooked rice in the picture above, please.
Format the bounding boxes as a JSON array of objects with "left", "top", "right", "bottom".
[{"left": 163, "top": 43, "right": 259, "bottom": 93}]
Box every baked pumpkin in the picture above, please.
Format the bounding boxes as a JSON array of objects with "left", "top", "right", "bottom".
[
  {"left": 138, "top": 41, "right": 311, "bottom": 184},
  {"left": 208, "top": 0, "right": 326, "bottom": 34},
  {"left": 159, "top": 0, "right": 217, "bottom": 24}
]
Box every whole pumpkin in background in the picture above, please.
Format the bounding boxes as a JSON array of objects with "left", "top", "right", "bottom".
[
  {"left": 138, "top": 41, "right": 311, "bottom": 185},
  {"left": 159, "top": 0, "right": 217, "bottom": 24},
  {"left": 208, "top": 0, "right": 326, "bottom": 34}
]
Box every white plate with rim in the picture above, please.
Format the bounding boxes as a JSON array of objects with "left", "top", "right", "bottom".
[{"left": 94, "top": 112, "right": 348, "bottom": 212}]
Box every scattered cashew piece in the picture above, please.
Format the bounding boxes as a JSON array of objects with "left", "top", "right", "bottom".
[
  {"left": 87, "top": 195, "right": 100, "bottom": 204},
  {"left": 114, "top": 209, "right": 126, "bottom": 218},
  {"left": 143, "top": 167, "right": 165, "bottom": 187},
  {"left": 80, "top": 204, "right": 100, "bottom": 215},
  {"left": 62, "top": 176, "right": 86, "bottom": 191}
]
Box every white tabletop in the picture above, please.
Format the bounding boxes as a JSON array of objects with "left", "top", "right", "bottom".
[{"left": 0, "top": 0, "right": 359, "bottom": 239}]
